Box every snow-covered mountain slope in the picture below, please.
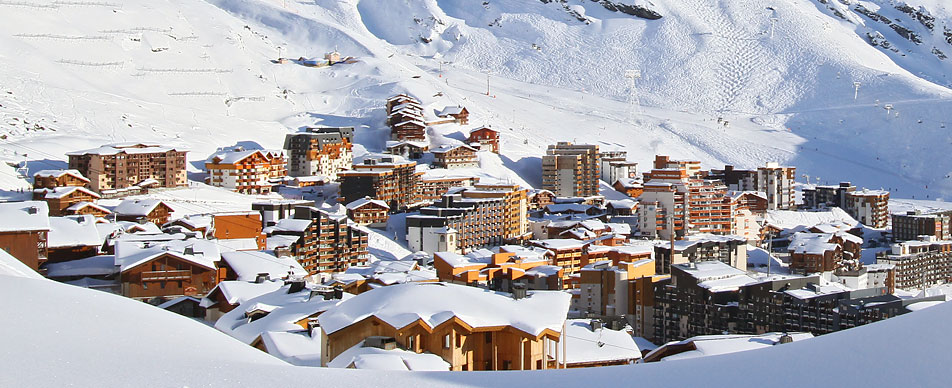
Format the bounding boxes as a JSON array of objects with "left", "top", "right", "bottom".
[
  {"left": 4, "top": 257, "right": 952, "bottom": 387},
  {"left": 1, "top": 0, "right": 951, "bottom": 200}
]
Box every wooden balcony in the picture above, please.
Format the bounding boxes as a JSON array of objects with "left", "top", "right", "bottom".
[{"left": 141, "top": 270, "right": 191, "bottom": 281}]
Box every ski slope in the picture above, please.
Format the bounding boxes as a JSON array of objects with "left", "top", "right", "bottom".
[{"left": 0, "top": 0, "right": 950, "bottom": 201}]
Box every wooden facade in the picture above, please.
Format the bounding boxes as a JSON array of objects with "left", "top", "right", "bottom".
[
  {"left": 467, "top": 127, "right": 499, "bottom": 154},
  {"left": 34, "top": 187, "right": 101, "bottom": 217},
  {"left": 120, "top": 253, "right": 218, "bottom": 300},
  {"left": 116, "top": 202, "right": 173, "bottom": 226},
  {"left": 432, "top": 145, "right": 479, "bottom": 169},
  {"left": 321, "top": 315, "right": 561, "bottom": 371},
  {"left": 0, "top": 231, "right": 48, "bottom": 271},
  {"left": 213, "top": 213, "right": 266, "bottom": 250},
  {"left": 206, "top": 150, "right": 286, "bottom": 194},
  {"left": 347, "top": 201, "right": 390, "bottom": 228},
  {"left": 33, "top": 170, "right": 89, "bottom": 189}
]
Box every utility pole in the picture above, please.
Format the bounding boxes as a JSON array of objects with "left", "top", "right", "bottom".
[
  {"left": 853, "top": 81, "right": 861, "bottom": 100},
  {"left": 486, "top": 72, "right": 491, "bottom": 96}
]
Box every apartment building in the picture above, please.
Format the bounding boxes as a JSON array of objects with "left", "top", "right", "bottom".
[
  {"left": 284, "top": 127, "right": 354, "bottom": 179},
  {"left": 709, "top": 163, "right": 796, "bottom": 210},
  {"left": 788, "top": 231, "right": 863, "bottom": 274},
  {"left": 287, "top": 206, "right": 370, "bottom": 276},
  {"left": 459, "top": 184, "right": 530, "bottom": 243},
  {"left": 877, "top": 238, "right": 952, "bottom": 290},
  {"left": 542, "top": 142, "right": 600, "bottom": 197},
  {"left": 598, "top": 151, "right": 638, "bottom": 186},
  {"left": 406, "top": 193, "right": 506, "bottom": 254},
  {"left": 844, "top": 189, "right": 890, "bottom": 228},
  {"left": 653, "top": 234, "right": 748, "bottom": 274},
  {"left": 801, "top": 181, "right": 855, "bottom": 209},
  {"left": 418, "top": 175, "right": 480, "bottom": 202},
  {"left": 431, "top": 144, "right": 479, "bottom": 169},
  {"left": 205, "top": 147, "right": 286, "bottom": 194},
  {"left": 338, "top": 156, "right": 422, "bottom": 211},
  {"left": 67, "top": 143, "right": 188, "bottom": 191},
  {"left": 638, "top": 157, "right": 732, "bottom": 240},
  {"left": 892, "top": 211, "right": 951, "bottom": 241}
]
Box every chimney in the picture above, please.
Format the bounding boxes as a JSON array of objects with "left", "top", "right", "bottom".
[
  {"left": 184, "top": 246, "right": 195, "bottom": 255},
  {"left": 333, "top": 285, "right": 344, "bottom": 300},
  {"left": 512, "top": 283, "right": 527, "bottom": 300},
  {"left": 287, "top": 280, "right": 306, "bottom": 294},
  {"left": 590, "top": 319, "right": 603, "bottom": 331},
  {"left": 255, "top": 273, "right": 270, "bottom": 284},
  {"left": 27, "top": 206, "right": 37, "bottom": 215},
  {"left": 778, "top": 333, "right": 793, "bottom": 344}
]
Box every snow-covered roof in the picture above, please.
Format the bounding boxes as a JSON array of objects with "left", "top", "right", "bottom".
[
  {"left": 272, "top": 218, "right": 312, "bottom": 233},
  {"left": 215, "top": 283, "right": 349, "bottom": 344},
  {"left": 646, "top": 332, "right": 814, "bottom": 362},
  {"left": 114, "top": 199, "right": 169, "bottom": 217},
  {"left": 788, "top": 233, "right": 839, "bottom": 255},
  {"left": 66, "top": 201, "right": 112, "bottom": 215},
  {"left": 560, "top": 320, "right": 640, "bottom": 365},
  {"left": 66, "top": 144, "right": 185, "bottom": 156},
  {"left": 328, "top": 340, "right": 449, "bottom": 371},
  {"left": 765, "top": 208, "right": 858, "bottom": 233},
  {"left": 0, "top": 201, "right": 50, "bottom": 232},
  {"left": 34, "top": 186, "right": 101, "bottom": 200},
  {"left": 674, "top": 260, "right": 758, "bottom": 292},
  {"left": 468, "top": 126, "right": 497, "bottom": 134},
  {"left": 784, "top": 282, "right": 853, "bottom": 299},
  {"left": 546, "top": 203, "right": 595, "bottom": 213},
  {"left": 48, "top": 215, "right": 103, "bottom": 248},
  {"left": 533, "top": 239, "right": 587, "bottom": 250},
  {"left": 220, "top": 251, "right": 307, "bottom": 282},
  {"left": 430, "top": 143, "right": 476, "bottom": 154},
  {"left": 205, "top": 148, "right": 282, "bottom": 165},
  {"left": 113, "top": 239, "right": 218, "bottom": 272},
  {"left": 607, "top": 199, "right": 638, "bottom": 210},
  {"left": 257, "top": 331, "right": 323, "bottom": 366},
  {"left": 202, "top": 279, "right": 284, "bottom": 308},
  {"left": 267, "top": 234, "right": 301, "bottom": 250},
  {"left": 346, "top": 197, "right": 390, "bottom": 211},
  {"left": 318, "top": 282, "right": 571, "bottom": 337},
  {"left": 157, "top": 296, "right": 201, "bottom": 309},
  {"left": 436, "top": 106, "right": 466, "bottom": 117},
  {"left": 33, "top": 169, "right": 89, "bottom": 182}
]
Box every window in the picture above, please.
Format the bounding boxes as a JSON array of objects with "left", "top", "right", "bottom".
[
  {"left": 485, "top": 332, "right": 492, "bottom": 344},
  {"left": 407, "top": 335, "right": 416, "bottom": 352},
  {"left": 502, "top": 360, "right": 512, "bottom": 370},
  {"left": 443, "top": 334, "right": 451, "bottom": 349},
  {"left": 456, "top": 333, "right": 462, "bottom": 348}
]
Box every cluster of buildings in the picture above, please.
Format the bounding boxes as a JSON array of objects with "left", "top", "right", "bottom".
[{"left": 6, "top": 89, "right": 952, "bottom": 373}]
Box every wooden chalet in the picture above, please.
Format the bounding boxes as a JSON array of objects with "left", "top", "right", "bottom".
[
  {"left": 33, "top": 186, "right": 101, "bottom": 216},
  {"left": 32, "top": 169, "right": 90, "bottom": 189},
  {"left": 118, "top": 250, "right": 218, "bottom": 300},
  {"left": 612, "top": 178, "right": 644, "bottom": 198},
  {"left": 467, "top": 126, "right": 499, "bottom": 154},
  {"left": 318, "top": 282, "right": 571, "bottom": 371},
  {"left": 0, "top": 201, "right": 50, "bottom": 271},
  {"left": 390, "top": 119, "right": 427, "bottom": 141},
  {"left": 431, "top": 144, "right": 479, "bottom": 169},
  {"left": 437, "top": 106, "right": 470, "bottom": 125},
  {"left": 114, "top": 199, "right": 174, "bottom": 225},
  {"left": 65, "top": 201, "right": 112, "bottom": 218},
  {"left": 385, "top": 140, "right": 429, "bottom": 160},
  {"left": 346, "top": 197, "right": 390, "bottom": 227}
]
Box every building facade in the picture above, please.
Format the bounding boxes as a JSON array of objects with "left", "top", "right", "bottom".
[
  {"left": 205, "top": 148, "right": 286, "bottom": 194},
  {"left": 67, "top": 143, "right": 188, "bottom": 192},
  {"left": 284, "top": 127, "right": 354, "bottom": 179},
  {"left": 892, "top": 211, "right": 951, "bottom": 242},
  {"left": 542, "top": 142, "right": 600, "bottom": 197},
  {"left": 337, "top": 156, "right": 422, "bottom": 211}
]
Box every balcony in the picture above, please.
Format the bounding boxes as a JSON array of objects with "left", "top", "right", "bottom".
[{"left": 141, "top": 270, "right": 191, "bottom": 281}]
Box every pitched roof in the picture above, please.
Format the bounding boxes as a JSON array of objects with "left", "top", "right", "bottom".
[
  {"left": 0, "top": 201, "right": 50, "bottom": 232},
  {"left": 318, "top": 282, "right": 571, "bottom": 337},
  {"left": 437, "top": 106, "right": 466, "bottom": 117},
  {"left": 34, "top": 186, "right": 101, "bottom": 200},
  {"left": 114, "top": 199, "right": 169, "bottom": 217},
  {"left": 32, "top": 169, "right": 89, "bottom": 182},
  {"left": 66, "top": 201, "right": 112, "bottom": 214},
  {"left": 220, "top": 251, "right": 307, "bottom": 282},
  {"left": 346, "top": 197, "right": 390, "bottom": 211},
  {"left": 48, "top": 215, "right": 103, "bottom": 249}
]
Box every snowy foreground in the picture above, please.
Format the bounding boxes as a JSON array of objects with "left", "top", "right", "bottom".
[{"left": 2, "top": 254, "right": 951, "bottom": 386}]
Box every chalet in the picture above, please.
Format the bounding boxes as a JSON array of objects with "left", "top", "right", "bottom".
[
  {"left": 606, "top": 199, "right": 638, "bottom": 216},
  {"left": 65, "top": 201, "right": 112, "bottom": 218},
  {"left": 114, "top": 239, "right": 220, "bottom": 300},
  {"left": 612, "top": 178, "right": 644, "bottom": 198},
  {"left": 388, "top": 103, "right": 425, "bottom": 126},
  {"left": 386, "top": 94, "right": 420, "bottom": 113},
  {"left": 385, "top": 140, "right": 429, "bottom": 160},
  {"left": 205, "top": 147, "right": 287, "bottom": 194},
  {"left": 47, "top": 215, "right": 103, "bottom": 263},
  {"left": 528, "top": 189, "right": 555, "bottom": 210},
  {"left": 467, "top": 126, "right": 499, "bottom": 154},
  {"left": 317, "top": 282, "right": 572, "bottom": 371},
  {"left": 114, "top": 199, "right": 174, "bottom": 225},
  {"left": 431, "top": 144, "right": 479, "bottom": 169},
  {"left": 32, "top": 169, "right": 90, "bottom": 189},
  {"left": 346, "top": 197, "right": 390, "bottom": 228},
  {"left": 437, "top": 106, "right": 470, "bottom": 125},
  {"left": 0, "top": 201, "right": 50, "bottom": 271},
  {"left": 731, "top": 191, "right": 768, "bottom": 213},
  {"left": 217, "top": 250, "right": 307, "bottom": 283},
  {"left": 33, "top": 186, "right": 101, "bottom": 216},
  {"left": 166, "top": 215, "right": 213, "bottom": 238},
  {"left": 390, "top": 118, "right": 427, "bottom": 141}
]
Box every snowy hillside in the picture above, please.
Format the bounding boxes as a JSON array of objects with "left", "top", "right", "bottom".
[{"left": 1, "top": 0, "right": 951, "bottom": 200}]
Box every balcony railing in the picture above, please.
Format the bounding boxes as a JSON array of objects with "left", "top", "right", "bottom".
[{"left": 141, "top": 270, "right": 191, "bottom": 281}]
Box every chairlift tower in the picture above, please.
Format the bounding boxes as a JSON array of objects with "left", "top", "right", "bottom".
[
  {"left": 853, "top": 81, "right": 861, "bottom": 100},
  {"left": 624, "top": 69, "right": 642, "bottom": 123}
]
